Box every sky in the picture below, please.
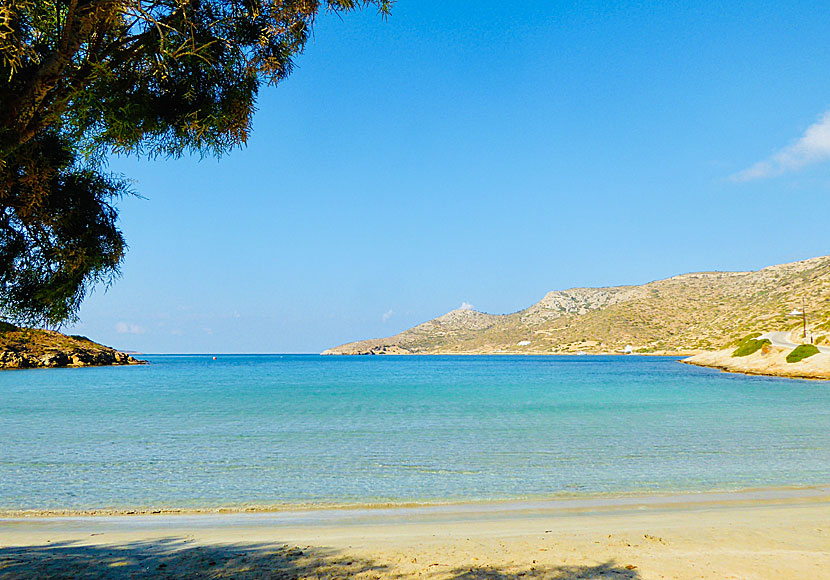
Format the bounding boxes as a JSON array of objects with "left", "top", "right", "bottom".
[{"left": 69, "top": 0, "right": 830, "bottom": 353}]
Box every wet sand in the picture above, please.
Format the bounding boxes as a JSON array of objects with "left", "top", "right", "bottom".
[{"left": 1, "top": 488, "right": 829, "bottom": 579}]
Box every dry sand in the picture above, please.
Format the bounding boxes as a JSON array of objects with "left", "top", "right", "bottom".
[{"left": 1, "top": 488, "right": 829, "bottom": 579}]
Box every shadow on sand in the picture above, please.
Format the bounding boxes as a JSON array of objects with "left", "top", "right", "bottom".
[{"left": 0, "top": 538, "right": 641, "bottom": 579}]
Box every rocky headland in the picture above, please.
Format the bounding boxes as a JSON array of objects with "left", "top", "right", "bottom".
[
  {"left": 683, "top": 339, "right": 830, "bottom": 380},
  {"left": 324, "top": 255, "right": 830, "bottom": 357},
  {"left": 323, "top": 255, "right": 830, "bottom": 379},
  {"left": 0, "top": 323, "right": 144, "bottom": 369}
]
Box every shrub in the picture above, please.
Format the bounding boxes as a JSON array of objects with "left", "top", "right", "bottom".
[
  {"left": 732, "top": 337, "right": 771, "bottom": 357},
  {"left": 730, "top": 332, "right": 760, "bottom": 347},
  {"left": 786, "top": 344, "right": 820, "bottom": 363}
]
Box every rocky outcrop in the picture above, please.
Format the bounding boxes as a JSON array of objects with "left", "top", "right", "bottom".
[
  {"left": 0, "top": 326, "right": 145, "bottom": 369},
  {"left": 682, "top": 346, "right": 830, "bottom": 380},
  {"left": 0, "top": 348, "right": 143, "bottom": 369},
  {"left": 323, "top": 344, "right": 412, "bottom": 356}
]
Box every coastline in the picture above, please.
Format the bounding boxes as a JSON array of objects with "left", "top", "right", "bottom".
[
  {"left": 0, "top": 326, "right": 146, "bottom": 370},
  {"left": 1, "top": 484, "right": 827, "bottom": 519},
  {"left": 683, "top": 346, "right": 830, "bottom": 380},
  {"left": 321, "top": 351, "right": 698, "bottom": 356},
  {"left": 318, "top": 348, "right": 830, "bottom": 380},
  {"left": 2, "top": 487, "right": 828, "bottom": 579}
]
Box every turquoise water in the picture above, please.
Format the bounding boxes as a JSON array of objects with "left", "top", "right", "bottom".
[{"left": 0, "top": 355, "right": 828, "bottom": 511}]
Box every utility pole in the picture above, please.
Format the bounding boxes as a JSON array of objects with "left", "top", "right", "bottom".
[{"left": 789, "top": 301, "right": 808, "bottom": 342}]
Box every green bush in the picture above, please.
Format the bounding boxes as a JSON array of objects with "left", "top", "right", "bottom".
[
  {"left": 786, "top": 344, "right": 820, "bottom": 363},
  {"left": 730, "top": 332, "right": 760, "bottom": 347},
  {"left": 732, "top": 337, "right": 771, "bottom": 357}
]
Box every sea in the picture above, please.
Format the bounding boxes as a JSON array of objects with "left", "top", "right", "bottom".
[{"left": 1, "top": 355, "right": 828, "bottom": 512}]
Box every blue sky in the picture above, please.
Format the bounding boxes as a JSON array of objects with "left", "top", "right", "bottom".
[{"left": 70, "top": 0, "right": 830, "bottom": 353}]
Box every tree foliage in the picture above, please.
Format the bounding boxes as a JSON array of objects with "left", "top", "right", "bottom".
[
  {"left": 0, "top": 0, "right": 390, "bottom": 326},
  {"left": 0, "top": 130, "right": 127, "bottom": 325}
]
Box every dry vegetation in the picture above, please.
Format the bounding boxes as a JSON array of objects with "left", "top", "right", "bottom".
[
  {"left": 324, "top": 255, "right": 830, "bottom": 355},
  {"left": 0, "top": 323, "right": 142, "bottom": 368}
]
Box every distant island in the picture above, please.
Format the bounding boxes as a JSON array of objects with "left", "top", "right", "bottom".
[
  {"left": 324, "top": 256, "right": 830, "bottom": 379},
  {"left": 0, "top": 322, "right": 144, "bottom": 369}
]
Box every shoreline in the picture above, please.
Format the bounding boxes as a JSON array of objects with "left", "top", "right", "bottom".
[
  {"left": 1, "top": 487, "right": 828, "bottom": 579},
  {"left": 682, "top": 358, "right": 830, "bottom": 380},
  {"left": 683, "top": 347, "right": 830, "bottom": 380},
  {"left": 2, "top": 484, "right": 827, "bottom": 519},
  {"left": 320, "top": 351, "right": 699, "bottom": 357}
]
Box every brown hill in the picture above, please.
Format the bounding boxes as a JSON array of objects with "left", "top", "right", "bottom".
[{"left": 323, "top": 255, "right": 830, "bottom": 355}]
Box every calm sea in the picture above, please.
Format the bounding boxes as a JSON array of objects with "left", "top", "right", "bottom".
[{"left": 1, "top": 355, "right": 828, "bottom": 511}]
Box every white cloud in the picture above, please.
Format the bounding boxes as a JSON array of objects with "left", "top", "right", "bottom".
[
  {"left": 382, "top": 309, "right": 394, "bottom": 323},
  {"left": 731, "top": 111, "right": 830, "bottom": 182},
  {"left": 460, "top": 301, "right": 475, "bottom": 310},
  {"left": 115, "top": 321, "right": 146, "bottom": 334}
]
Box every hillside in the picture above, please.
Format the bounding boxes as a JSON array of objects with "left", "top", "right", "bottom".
[
  {"left": 323, "top": 255, "right": 830, "bottom": 355},
  {"left": 0, "top": 323, "right": 144, "bottom": 369}
]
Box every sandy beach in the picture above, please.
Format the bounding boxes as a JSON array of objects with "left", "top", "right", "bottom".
[{"left": 1, "top": 488, "right": 828, "bottom": 579}]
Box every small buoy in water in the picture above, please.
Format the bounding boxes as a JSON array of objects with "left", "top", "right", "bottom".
[{"left": 212, "top": 356, "right": 217, "bottom": 360}]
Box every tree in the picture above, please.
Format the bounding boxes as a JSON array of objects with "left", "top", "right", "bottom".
[{"left": 0, "top": 0, "right": 390, "bottom": 326}]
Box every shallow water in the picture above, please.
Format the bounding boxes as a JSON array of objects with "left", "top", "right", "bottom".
[{"left": 1, "top": 355, "right": 828, "bottom": 511}]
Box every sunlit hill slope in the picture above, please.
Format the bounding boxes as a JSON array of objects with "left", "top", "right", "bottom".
[{"left": 323, "top": 256, "right": 830, "bottom": 355}]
